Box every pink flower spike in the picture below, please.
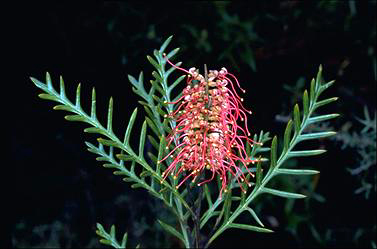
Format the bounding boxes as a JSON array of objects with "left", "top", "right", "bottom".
[{"left": 159, "top": 56, "right": 258, "bottom": 198}]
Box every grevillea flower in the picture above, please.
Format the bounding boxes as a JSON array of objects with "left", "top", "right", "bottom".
[{"left": 159, "top": 54, "right": 259, "bottom": 197}]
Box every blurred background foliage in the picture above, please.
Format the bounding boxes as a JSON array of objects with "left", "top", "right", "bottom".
[{"left": 10, "top": 1, "right": 375, "bottom": 248}]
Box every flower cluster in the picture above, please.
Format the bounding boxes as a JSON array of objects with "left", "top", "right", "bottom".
[{"left": 159, "top": 55, "right": 259, "bottom": 196}]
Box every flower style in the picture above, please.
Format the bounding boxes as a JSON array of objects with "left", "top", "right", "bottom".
[{"left": 159, "top": 54, "right": 259, "bottom": 197}]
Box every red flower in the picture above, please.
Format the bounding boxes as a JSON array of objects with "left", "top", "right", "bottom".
[{"left": 159, "top": 54, "right": 259, "bottom": 197}]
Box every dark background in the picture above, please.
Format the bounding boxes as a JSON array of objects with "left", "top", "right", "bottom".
[{"left": 6, "top": 1, "right": 376, "bottom": 248}]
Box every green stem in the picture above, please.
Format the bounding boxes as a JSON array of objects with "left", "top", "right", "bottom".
[{"left": 174, "top": 197, "right": 191, "bottom": 248}]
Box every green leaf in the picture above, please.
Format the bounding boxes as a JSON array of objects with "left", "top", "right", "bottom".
[
  {"left": 152, "top": 94, "right": 161, "bottom": 103},
  {"left": 59, "top": 76, "right": 67, "bottom": 99},
  {"left": 229, "top": 223, "right": 273, "bottom": 233},
  {"left": 314, "top": 97, "right": 339, "bottom": 110},
  {"left": 110, "top": 225, "right": 116, "bottom": 238},
  {"left": 293, "top": 104, "right": 301, "bottom": 133},
  {"left": 223, "top": 189, "right": 232, "bottom": 221},
  {"left": 96, "top": 222, "right": 105, "bottom": 232},
  {"left": 288, "top": 149, "right": 326, "bottom": 157},
  {"left": 90, "top": 87, "right": 97, "bottom": 120},
  {"left": 143, "top": 105, "right": 155, "bottom": 121},
  {"left": 107, "top": 97, "right": 114, "bottom": 133},
  {"left": 162, "top": 119, "right": 172, "bottom": 134},
  {"left": 150, "top": 79, "right": 165, "bottom": 96},
  {"left": 84, "top": 127, "right": 108, "bottom": 136},
  {"left": 97, "top": 138, "right": 121, "bottom": 148},
  {"left": 166, "top": 47, "right": 180, "bottom": 59},
  {"left": 151, "top": 71, "right": 163, "bottom": 83},
  {"left": 262, "top": 187, "right": 306, "bottom": 199},
  {"left": 45, "top": 72, "right": 53, "bottom": 90},
  {"left": 124, "top": 108, "right": 138, "bottom": 145},
  {"left": 241, "top": 174, "right": 251, "bottom": 204},
  {"left": 121, "top": 232, "right": 128, "bottom": 248},
  {"left": 270, "top": 136, "right": 278, "bottom": 169},
  {"left": 231, "top": 196, "right": 241, "bottom": 201},
  {"left": 116, "top": 154, "right": 134, "bottom": 161},
  {"left": 298, "top": 131, "right": 336, "bottom": 141},
  {"left": 315, "top": 64, "right": 323, "bottom": 90},
  {"left": 139, "top": 121, "right": 147, "bottom": 158},
  {"left": 30, "top": 76, "right": 45, "bottom": 90},
  {"left": 307, "top": 113, "right": 340, "bottom": 124},
  {"left": 156, "top": 104, "right": 167, "bottom": 117},
  {"left": 99, "top": 239, "right": 112, "bottom": 246},
  {"left": 303, "top": 90, "right": 309, "bottom": 117},
  {"left": 75, "top": 83, "right": 82, "bottom": 109},
  {"left": 96, "top": 223, "right": 125, "bottom": 248},
  {"left": 157, "top": 219, "right": 185, "bottom": 244},
  {"left": 140, "top": 170, "right": 151, "bottom": 178},
  {"left": 147, "top": 135, "right": 159, "bottom": 150},
  {"left": 319, "top": 80, "right": 335, "bottom": 94},
  {"left": 64, "top": 114, "right": 86, "bottom": 122},
  {"left": 146, "top": 117, "right": 160, "bottom": 137},
  {"left": 137, "top": 71, "right": 144, "bottom": 86},
  {"left": 128, "top": 74, "right": 141, "bottom": 89},
  {"left": 159, "top": 35, "right": 173, "bottom": 53},
  {"left": 113, "top": 171, "right": 128, "bottom": 176},
  {"left": 159, "top": 187, "right": 168, "bottom": 194},
  {"left": 103, "top": 163, "right": 119, "bottom": 169},
  {"left": 138, "top": 100, "right": 150, "bottom": 107},
  {"left": 53, "top": 105, "right": 74, "bottom": 112},
  {"left": 156, "top": 135, "right": 166, "bottom": 175},
  {"left": 147, "top": 55, "right": 161, "bottom": 70},
  {"left": 123, "top": 177, "right": 135, "bottom": 183},
  {"left": 309, "top": 78, "right": 316, "bottom": 108},
  {"left": 255, "top": 159, "right": 263, "bottom": 187},
  {"left": 204, "top": 184, "right": 213, "bottom": 207},
  {"left": 275, "top": 168, "right": 320, "bottom": 175},
  {"left": 283, "top": 120, "right": 293, "bottom": 152},
  {"left": 96, "top": 156, "right": 109, "bottom": 162},
  {"left": 245, "top": 207, "right": 264, "bottom": 227},
  {"left": 148, "top": 152, "right": 158, "bottom": 166},
  {"left": 38, "top": 93, "right": 60, "bottom": 102},
  {"left": 131, "top": 183, "right": 144, "bottom": 189}
]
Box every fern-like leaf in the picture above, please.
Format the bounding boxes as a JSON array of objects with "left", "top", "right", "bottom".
[
  {"left": 96, "top": 223, "right": 131, "bottom": 248},
  {"left": 204, "top": 65, "right": 338, "bottom": 247}
]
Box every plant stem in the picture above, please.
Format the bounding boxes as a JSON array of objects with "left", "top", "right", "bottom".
[
  {"left": 174, "top": 196, "right": 191, "bottom": 248},
  {"left": 195, "top": 186, "right": 203, "bottom": 248}
]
